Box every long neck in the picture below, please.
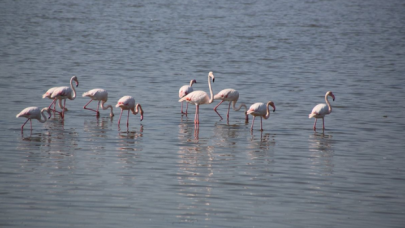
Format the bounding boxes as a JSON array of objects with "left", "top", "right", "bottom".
[
  {"left": 39, "top": 110, "right": 48, "bottom": 123},
  {"left": 325, "top": 94, "right": 332, "bottom": 114},
  {"left": 100, "top": 101, "right": 114, "bottom": 116},
  {"left": 263, "top": 102, "right": 271, "bottom": 120},
  {"left": 189, "top": 80, "right": 194, "bottom": 87},
  {"left": 70, "top": 78, "right": 77, "bottom": 100},
  {"left": 131, "top": 104, "right": 142, "bottom": 115},
  {"left": 207, "top": 76, "right": 214, "bottom": 104},
  {"left": 232, "top": 101, "right": 247, "bottom": 112}
]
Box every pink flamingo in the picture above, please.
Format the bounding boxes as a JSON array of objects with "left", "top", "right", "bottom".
[
  {"left": 179, "top": 79, "right": 197, "bottom": 114},
  {"left": 48, "top": 76, "right": 79, "bottom": 119},
  {"left": 82, "top": 88, "right": 114, "bottom": 117},
  {"left": 247, "top": 101, "right": 276, "bottom": 131},
  {"left": 116, "top": 96, "right": 144, "bottom": 127},
  {"left": 42, "top": 87, "right": 69, "bottom": 115},
  {"left": 178, "top": 72, "right": 215, "bottom": 124},
  {"left": 213, "top": 88, "right": 248, "bottom": 122},
  {"left": 309, "top": 91, "right": 335, "bottom": 131},
  {"left": 16, "top": 107, "right": 51, "bottom": 132}
]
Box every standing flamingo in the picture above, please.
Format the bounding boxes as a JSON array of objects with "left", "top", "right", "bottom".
[
  {"left": 178, "top": 72, "right": 215, "bottom": 124},
  {"left": 16, "top": 107, "right": 51, "bottom": 132},
  {"left": 82, "top": 88, "right": 114, "bottom": 117},
  {"left": 179, "top": 79, "right": 197, "bottom": 114},
  {"left": 48, "top": 76, "right": 79, "bottom": 119},
  {"left": 247, "top": 101, "right": 276, "bottom": 131},
  {"left": 309, "top": 91, "right": 335, "bottom": 131},
  {"left": 43, "top": 87, "right": 69, "bottom": 115},
  {"left": 116, "top": 96, "right": 144, "bottom": 127},
  {"left": 213, "top": 88, "right": 248, "bottom": 122}
]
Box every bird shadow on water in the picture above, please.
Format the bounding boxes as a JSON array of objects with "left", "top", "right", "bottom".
[
  {"left": 117, "top": 125, "right": 143, "bottom": 151},
  {"left": 308, "top": 132, "right": 335, "bottom": 175}
]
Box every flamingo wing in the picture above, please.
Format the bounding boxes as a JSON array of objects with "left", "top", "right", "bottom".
[
  {"left": 179, "top": 85, "right": 194, "bottom": 98},
  {"left": 16, "top": 107, "right": 40, "bottom": 118},
  {"left": 247, "top": 103, "right": 266, "bottom": 116},
  {"left": 179, "top": 90, "right": 209, "bottom": 105},
  {"left": 309, "top": 103, "right": 329, "bottom": 118}
]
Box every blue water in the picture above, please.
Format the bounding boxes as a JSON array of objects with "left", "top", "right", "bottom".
[{"left": 1, "top": 0, "right": 405, "bottom": 227}]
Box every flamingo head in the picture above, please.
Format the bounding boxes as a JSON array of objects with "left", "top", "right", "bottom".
[
  {"left": 268, "top": 101, "right": 276, "bottom": 112},
  {"left": 190, "top": 79, "right": 197, "bottom": 86},
  {"left": 327, "top": 91, "right": 335, "bottom": 101},
  {"left": 208, "top": 71, "right": 215, "bottom": 82},
  {"left": 42, "top": 107, "right": 51, "bottom": 119},
  {"left": 72, "top": 76, "right": 79, "bottom": 87}
]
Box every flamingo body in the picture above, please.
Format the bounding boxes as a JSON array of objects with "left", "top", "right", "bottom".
[
  {"left": 213, "top": 88, "right": 248, "bottom": 122},
  {"left": 247, "top": 101, "right": 276, "bottom": 131},
  {"left": 309, "top": 91, "right": 335, "bottom": 131},
  {"left": 42, "top": 87, "right": 68, "bottom": 112},
  {"left": 179, "top": 79, "right": 197, "bottom": 114},
  {"left": 179, "top": 72, "right": 215, "bottom": 124},
  {"left": 16, "top": 107, "right": 50, "bottom": 132},
  {"left": 83, "top": 88, "right": 114, "bottom": 117},
  {"left": 116, "top": 96, "right": 144, "bottom": 127},
  {"left": 48, "top": 76, "right": 79, "bottom": 119}
]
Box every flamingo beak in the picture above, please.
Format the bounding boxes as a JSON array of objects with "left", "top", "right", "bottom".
[
  {"left": 272, "top": 105, "right": 276, "bottom": 112},
  {"left": 140, "top": 115, "right": 144, "bottom": 121},
  {"left": 212, "top": 78, "right": 215, "bottom": 82}
]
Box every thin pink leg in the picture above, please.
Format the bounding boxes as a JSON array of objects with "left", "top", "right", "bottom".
[
  {"left": 62, "top": 99, "right": 66, "bottom": 119},
  {"left": 126, "top": 110, "right": 130, "bottom": 126},
  {"left": 227, "top": 102, "right": 231, "bottom": 120},
  {"left": 96, "top": 101, "right": 100, "bottom": 116},
  {"left": 21, "top": 119, "right": 30, "bottom": 132},
  {"left": 251, "top": 116, "right": 255, "bottom": 131},
  {"left": 181, "top": 102, "right": 183, "bottom": 114},
  {"left": 185, "top": 103, "right": 189, "bottom": 114},
  {"left": 322, "top": 118, "right": 325, "bottom": 130},
  {"left": 213, "top": 100, "right": 224, "bottom": 120},
  {"left": 260, "top": 117, "right": 263, "bottom": 131},
  {"left": 118, "top": 109, "right": 123, "bottom": 126},
  {"left": 313, "top": 119, "right": 317, "bottom": 131},
  {"left": 30, "top": 119, "right": 32, "bottom": 131}
]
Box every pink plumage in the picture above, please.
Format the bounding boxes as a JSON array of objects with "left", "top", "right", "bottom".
[
  {"left": 179, "top": 79, "right": 197, "bottom": 114},
  {"left": 16, "top": 107, "right": 51, "bottom": 132},
  {"left": 116, "top": 96, "right": 144, "bottom": 127},
  {"left": 46, "top": 76, "right": 79, "bottom": 119},
  {"left": 83, "top": 88, "right": 114, "bottom": 117},
  {"left": 247, "top": 101, "right": 276, "bottom": 131},
  {"left": 213, "top": 88, "right": 248, "bottom": 122},
  {"left": 309, "top": 91, "right": 335, "bottom": 131}
]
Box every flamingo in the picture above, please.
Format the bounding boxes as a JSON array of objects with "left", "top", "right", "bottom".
[
  {"left": 247, "top": 101, "right": 276, "bottom": 131},
  {"left": 309, "top": 91, "right": 335, "bottom": 131},
  {"left": 213, "top": 88, "right": 248, "bottom": 122},
  {"left": 42, "top": 87, "right": 69, "bottom": 115},
  {"left": 48, "top": 76, "right": 79, "bottom": 119},
  {"left": 16, "top": 107, "right": 51, "bottom": 132},
  {"left": 178, "top": 72, "right": 215, "bottom": 124},
  {"left": 179, "top": 79, "right": 197, "bottom": 114},
  {"left": 82, "top": 88, "right": 114, "bottom": 117},
  {"left": 116, "top": 96, "right": 144, "bottom": 127}
]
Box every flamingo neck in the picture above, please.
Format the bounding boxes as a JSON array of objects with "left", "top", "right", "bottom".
[
  {"left": 70, "top": 77, "right": 77, "bottom": 100},
  {"left": 263, "top": 102, "right": 271, "bottom": 120},
  {"left": 189, "top": 80, "right": 195, "bottom": 87},
  {"left": 39, "top": 109, "right": 48, "bottom": 123},
  {"left": 208, "top": 76, "right": 214, "bottom": 104},
  {"left": 232, "top": 101, "right": 247, "bottom": 112},
  {"left": 325, "top": 94, "right": 332, "bottom": 114},
  {"left": 131, "top": 104, "right": 143, "bottom": 115},
  {"left": 101, "top": 101, "right": 114, "bottom": 116}
]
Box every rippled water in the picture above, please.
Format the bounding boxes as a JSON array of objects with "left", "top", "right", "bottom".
[{"left": 1, "top": 0, "right": 405, "bottom": 227}]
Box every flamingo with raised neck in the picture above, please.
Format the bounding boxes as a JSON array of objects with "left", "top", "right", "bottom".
[{"left": 309, "top": 91, "right": 335, "bottom": 131}]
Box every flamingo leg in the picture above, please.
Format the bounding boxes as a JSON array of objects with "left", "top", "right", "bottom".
[
  {"left": 195, "top": 105, "right": 200, "bottom": 124},
  {"left": 251, "top": 116, "right": 255, "bottom": 131},
  {"left": 21, "top": 118, "right": 30, "bottom": 132},
  {"left": 260, "top": 117, "right": 263, "bottom": 131},
  {"left": 185, "top": 103, "right": 189, "bottom": 115},
  {"left": 322, "top": 117, "right": 325, "bottom": 130},
  {"left": 84, "top": 99, "right": 96, "bottom": 113},
  {"left": 118, "top": 109, "right": 124, "bottom": 126},
  {"left": 127, "top": 110, "right": 130, "bottom": 126},
  {"left": 181, "top": 102, "right": 183, "bottom": 114},
  {"left": 30, "top": 119, "right": 32, "bottom": 131},
  {"left": 313, "top": 119, "right": 317, "bottom": 131},
  {"left": 227, "top": 102, "right": 231, "bottom": 120},
  {"left": 96, "top": 101, "right": 100, "bottom": 116},
  {"left": 213, "top": 100, "right": 224, "bottom": 120},
  {"left": 61, "top": 99, "right": 67, "bottom": 119}
]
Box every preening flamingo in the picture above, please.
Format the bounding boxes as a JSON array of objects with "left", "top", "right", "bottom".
[
  {"left": 213, "top": 88, "right": 248, "bottom": 122},
  {"left": 116, "top": 96, "right": 144, "bottom": 127},
  {"left": 247, "top": 101, "right": 276, "bottom": 131},
  {"left": 16, "top": 107, "right": 51, "bottom": 132},
  {"left": 42, "top": 87, "right": 68, "bottom": 114},
  {"left": 48, "top": 76, "right": 79, "bottom": 119},
  {"left": 178, "top": 72, "right": 215, "bottom": 124},
  {"left": 309, "top": 91, "right": 335, "bottom": 131},
  {"left": 179, "top": 79, "right": 197, "bottom": 114},
  {"left": 83, "top": 88, "right": 114, "bottom": 117}
]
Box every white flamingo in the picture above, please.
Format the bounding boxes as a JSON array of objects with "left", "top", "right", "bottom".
[
  {"left": 247, "top": 101, "right": 276, "bottom": 131},
  {"left": 213, "top": 88, "right": 248, "bottom": 122},
  {"left": 309, "top": 91, "right": 335, "bottom": 131},
  {"left": 82, "top": 88, "right": 114, "bottom": 117},
  {"left": 179, "top": 79, "right": 197, "bottom": 114},
  {"left": 116, "top": 96, "right": 144, "bottom": 127},
  {"left": 178, "top": 72, "right": 215, "bottom": 124},
  {"left": 48, "top": 76, "right": 79, "bottom": 119},
  {"left": 42, "top": 87, "right": 68, "bottom": 114},
  {"left": 16, "top": 107, "right": 51, "bottom": 132}
]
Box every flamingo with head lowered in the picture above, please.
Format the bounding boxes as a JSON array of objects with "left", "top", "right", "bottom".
[
  {"left": 83, "top": 88, "right": 114, "bottom": 117},
  {"left": 178, "top": 72, "right": 215, "bottom": 125},
  {"left": 213, "top": 88, "right": 248, "bottom": 123},
  {"left": 42, "top": 87, "right": 69, "bottom": 115},
  {"left": 16, "top": 107, "right": 51, "bottom": 132},
  {"left": 309, "top": 91, "right": 335, "bottom": 131},
  {"left": 247, "top": 101, "right": 276, "bottom": 131},
  {"left": 116, "top": 96, "right": 144, "bottom": 127},
  {"left": 48, "top": 76, "right": 79, "bottom": 119},
  {"left": 179, "top": 79, "right": 197, "bottom": 114}
]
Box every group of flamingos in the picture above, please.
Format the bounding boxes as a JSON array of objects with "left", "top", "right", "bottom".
[{"left": 16, "top": 72, "right": 335, "bottom": 133}]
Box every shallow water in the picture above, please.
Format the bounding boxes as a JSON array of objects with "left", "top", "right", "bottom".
[{"left": 1, "top": 0, "right": 405, "bottom": 227}]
